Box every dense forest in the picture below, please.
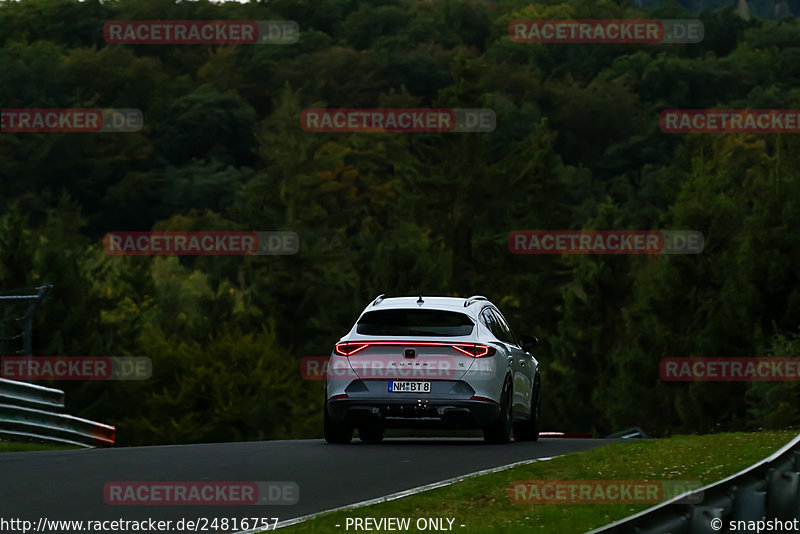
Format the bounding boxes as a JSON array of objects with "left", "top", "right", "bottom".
[{"left": 1, "top": 0, "right": 799, "bottom": 445}]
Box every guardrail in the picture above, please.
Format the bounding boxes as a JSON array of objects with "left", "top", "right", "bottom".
[
  {"left": 588, "top": 432, "right": 800, "bottom": 533},
  {"left": 0, "top": 378, "right": 115, "bottom": 448},
  {"left": 606, "top": 426, "right": 650, "bottom": 439},
  {"left": 0, "top": 284, "right": 52, "bottom": 356},
  {"left": 0, "top": 377, "right": 64, "bottom": 410}
]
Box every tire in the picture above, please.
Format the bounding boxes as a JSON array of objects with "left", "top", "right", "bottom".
[
  {"left": 514, "top": 376, "right": 541, "bottom": 442},
  {"left": 358, "top": 427, "right": 384, "bottom": 443},
  {"left": 483, "top": 379, "right": 513, "bottom": 444},
  {"left": 324, "top": 404, "right": 353, "bottom": 444}
]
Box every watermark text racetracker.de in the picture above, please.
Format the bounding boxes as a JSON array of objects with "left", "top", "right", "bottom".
[
  {"left": 509, "top": 230, "right": 704, "bottom": 254},
  {"left": 301, "top": 108, "right": 496, "bottom": 133},
  {"left": 661, "top": 109, "right": 800, "bottom": 133},
  {"left": 509, "top": 480, "right": 704, "bottom": 504},
  {"left": 509, "top": 19, "right": 703, "bottom": 43},
  {"left": 103, "top": 231, "right": 299, "bottom": 255},
  {"left": 104, "top": 20, "right": 298, "bottom": 44},
  {"left": 661, "top": 358, "right": 800, "bottom": 381},
  {"left": 0, "top": 516, "right": 279, "bottom": 533},
  {"left": 104, "top": 481, "right": 298, "bottom": 506},
  {"left": 1, "top": 356, "right": 151, "bottom": 380},
  {"left": 1, "top": 108, "right": 142, "bottom": 133},
  {"left": 301, "top": 354, "right": 496, "bottom": 380}
]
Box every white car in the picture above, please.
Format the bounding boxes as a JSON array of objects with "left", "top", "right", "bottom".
[{"left": 324, "top": 295, "right": 541, "bottom": 444}]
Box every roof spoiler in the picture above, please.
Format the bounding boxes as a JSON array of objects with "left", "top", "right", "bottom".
[{"left": 464, "top": 295, "right": 488, "bottom": 307}]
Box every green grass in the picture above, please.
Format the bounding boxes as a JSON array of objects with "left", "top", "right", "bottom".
[
  {"left": 282, "top": 430, "right": 799, "bottom": 534},
  {"left": 0, "top": 441, "right": 80, "bottom": 453}
]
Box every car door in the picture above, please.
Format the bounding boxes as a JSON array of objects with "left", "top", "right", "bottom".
[
  {"left": 478, "top": 307, "right": 513, "bottom": 397},
  {"left": 491, "top": 308, "right": 533, "bottom": 418}
]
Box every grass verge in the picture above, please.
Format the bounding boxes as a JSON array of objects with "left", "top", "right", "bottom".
[{"left": 282, "top": 430, "right": 798, "bottom": 534}]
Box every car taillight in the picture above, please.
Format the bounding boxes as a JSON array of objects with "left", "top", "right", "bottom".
[
  {"left": 333, "top": 341, "right": 495, "bottom": 357},
  {"left": 334, "top": 342, "right": 370, "bottom": 356},
  {"left": 451, "top": 344, "right": 496, "bottom": 358}
]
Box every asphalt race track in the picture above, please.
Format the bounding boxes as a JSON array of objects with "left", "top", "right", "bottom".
[{"left": 0, "top": 438, "right": 615, "bottom": 532}]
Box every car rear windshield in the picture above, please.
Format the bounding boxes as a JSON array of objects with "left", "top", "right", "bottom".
[{"left": 356, "top": 309, "right": 474, "bottom": 337}]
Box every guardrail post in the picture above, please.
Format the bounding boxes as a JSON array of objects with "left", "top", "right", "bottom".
[
  {"left": 0, "top": 284, "right": 53, "bottom": 369},
  {"left": 635, "top": 514, "right": 689, "bottom": 534},
  {"left": 688, "top": 507, "right": 723, "bottom": 534},
  {"left": 730, "top": 486, "right": 766, "bottom": 522},
  {"left": 766, "top": 469, "right": 800, "bottom": 520}
]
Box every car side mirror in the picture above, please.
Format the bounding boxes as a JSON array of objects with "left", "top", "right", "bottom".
[{"left": 519, "top": 334, "right": 539, "bottom": 353}]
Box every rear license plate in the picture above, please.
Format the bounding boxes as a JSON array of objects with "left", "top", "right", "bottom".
[{"left": 388, "top": 381, "right": 431, "bottom": 393}]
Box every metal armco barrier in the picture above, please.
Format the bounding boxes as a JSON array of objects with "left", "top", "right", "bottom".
[
  {"left": 588, "top": 433, "right": 800, "bottom": 533},
  {"left": 0, "top": 284, "right": 52, "bottom": 356},
  {"left": 0, "top": 377, "right": 64, "bottom": 409},
  {"left": 0, "top": 378, "right": 115, "bottom": 448},
  {"left": 606, "top": 426, "right": 651, "bottom": 439}
]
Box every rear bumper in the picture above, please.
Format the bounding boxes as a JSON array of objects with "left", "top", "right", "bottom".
[{"left": 326, "top": 397, "right": 501, "bottom": 429}]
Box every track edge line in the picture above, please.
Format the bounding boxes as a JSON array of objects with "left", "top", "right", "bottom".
[{"left": 235, "top": 454, "right": 562, "bottom": 533}]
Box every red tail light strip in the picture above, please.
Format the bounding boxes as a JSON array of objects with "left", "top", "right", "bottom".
[
  {"left": 333, "top": 342, "right": 370, "bottom": 356},
  {"left": 334, "top": 341, "right": 496, "bottom": 358},
  {"left": 470, "top": 395, "right": 499, "bottom": 404}
]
